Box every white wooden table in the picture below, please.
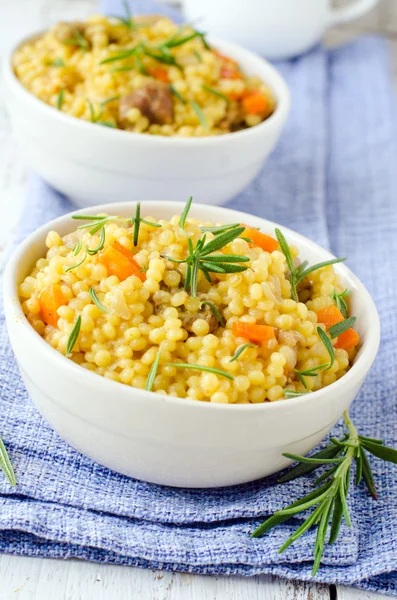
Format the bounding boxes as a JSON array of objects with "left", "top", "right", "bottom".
[{"left": 0, "top": 0, "right": 393, "bottom": 597}]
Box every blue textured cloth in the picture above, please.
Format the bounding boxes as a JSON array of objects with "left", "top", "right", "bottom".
[{"left": 1, "top": 0, "right": 397, "bottom": 595}]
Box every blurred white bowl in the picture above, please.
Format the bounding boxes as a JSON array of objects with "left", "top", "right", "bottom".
[
  {"left": 3, "top": 202, "right": 380, "bottom": 488},
  {"left": 3, "top": 34, "right": 290, "bottom": 208}
]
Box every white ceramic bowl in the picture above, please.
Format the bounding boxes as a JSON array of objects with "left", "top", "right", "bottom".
[
  {"left": 3, "top": 202, "right": 380, "bottom": 488},
  {"left": 3, "top": 33, "right": 290, "bottom": 208}
]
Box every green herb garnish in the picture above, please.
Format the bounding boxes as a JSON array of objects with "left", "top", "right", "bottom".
[
  {"left": 63, "top": 28, "right": 89, "bottom": 51},
  {"left": 162, "top": 226, "right": 249, "bottom": 297},
  {"left": 161, "top": 30, "right": 201, "bottom": 49},
  {"left": 230, "top": 342, "right": 256, "bottom": 362},
  {"left": 202, "top": 84, "right": 230, "bottom": 104},
  {"left": 283, "top": 390, "right": 311, "bottom": 399},
  {"left": 201, "top": 301, "right": 225, "bottom": 328},
  {"left": 169, "top": 84, "right": 186, "bottom": 104},
  {"left": 48, "top": 58, "right": 65, "bottom": 67},
  {"left": 190, "top": 100, "right": 207, "bottom": 128},
  {"left": 97, "top": 120, "right": 117, "bottom": 128},
  {"left": 275, "top": 228, "right": 345, "bottom": 302},
  {"left": 57, "top": 87, "right": 65, "bottom": 110},
  {"left": 166, "top": 363, "right": 234, "bottom": 380},
  {"left": 252, "top": 410, "right": 397, "bottom": 575},
  {"left": 101, "top": 95, "right": 120, "bottom": 105},
  {"left": 179, "top": 196, "right": 193, "bottom": 230},
  {"left": 145, "top": 344, "right": 163, "bottom": 391},
  {"left": 64, "top": 247, "right": 88, "bottom": 273},
  {"left": 328, "top": 316, "right": 356, "bottom": 339},
  {"left": 89, "top": 287, "right": 109, "bottom": 313},
  {"left": 0, "top": 437, "right": 16, "bottom": 486},
  {"left": 332, "top": 288, "right": 351, "bottom": 318},
  {"left": 193, "top": 49, "right": 201, "bottom": 62},
  {"left": 66, "top": 315, "right": 81, "bottom": 355},
  {"left": 200, "top": 223, "right": 240, "bottom": 235},
  {"left": 294, "top": 326, "right": 335, "bottom": 388},
  {"left": 100, "top": 46, "right": 139, "bottom": 65}
]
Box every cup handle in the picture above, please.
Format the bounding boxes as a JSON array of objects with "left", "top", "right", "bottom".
[{"left": 328, "top": 0, "right": 379, "bottom": 26}]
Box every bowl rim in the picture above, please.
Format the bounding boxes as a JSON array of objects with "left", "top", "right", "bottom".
[
  {"left": 3, "top": 201, "right": 381, "bottom": 413},
  {"left": 3, "top": 30, "right": 290, "bottom": 146}
]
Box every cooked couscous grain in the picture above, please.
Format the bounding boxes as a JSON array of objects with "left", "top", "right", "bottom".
[
  {"left": 13, "top": 14, "right": 276, "bottom": 137},
  {"left": 19, "top": 203, "right": 360, "bottom": 403}
]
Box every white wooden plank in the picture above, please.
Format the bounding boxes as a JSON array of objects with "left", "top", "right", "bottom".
[
  {"left": 0, "top": 555, "right": 330, "bottom": 600},
  {"left": 336, "top": 585, "right": 385, "bottom": 600}
]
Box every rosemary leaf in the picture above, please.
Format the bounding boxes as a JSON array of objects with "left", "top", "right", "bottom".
[
  {"left": 66, "top": 315, "right": 81, "bottom": 355},
  {"left": 167, "top": 363, "right": 234, "bottom": 380},
  {"left": 283, "top": 389, "right": 310, "bottom": 399},
  {"left": 361, "top": 440, "right": 397, "bottom": 464},
  {"left": 230, "top": 342, "right": 256, "bottom": 362},
  {"left": 317, "top": 326, "right": 335, "bottom": 369},
  {"left": 200, "top": 223, "right": 240, "bottom": 234},
  {"left": 179, "top": 196, "right": 193, "bottom": 230},
  {"left": 73, "top": 240, "right": 82, "bottom": 255},
  {"left": 275, "top": 228, "right": 297, "bottom": 302},
  {"left": 89, "top": 287, "right": 109, "bottom": 313},
  {"left": 199, "top": 226, "right": 246, "bottom": 256},
  {"left": 57, "top": 87, "right": 65, "bottom": 110},
  {"left": 100, "top": 47, "right": 138, "bottom": 64},
  {"left": 133, "top": 202, "right": 141, "bottom": 246},
  {"left": 145, "top": 344, "right": 163, "bottom": 391},
  {"left": 169, "top": 84, "right": 186, "bottom": 104},
  {"left": 0, "top": 437, "right": 16, "bottom": 486},
  {"left": 86, "top": 226, "right": 106, "bottom": 255},
  {"left": 101, "top": 95, "right": 120, "bottom": 105},
  {"left": 190, "top": 100, "right": 207, "bottom": 128},
  {"left": 64, "top": 247, "right": 87, "bottom": 272},
  {"left": 202, "top": 84, "right": 230, "bottom": 104},
  {"left": 296, "top": 258, "right": 346, "bottom": 284},
  {"left": 328, "top": 317, "right": 357, "bottom": 339},
  {"left": 201, "top": 301, "right": 225, "bottom": 327},
  {"left": 278, "top": 444, "right": 341, "bottom": 483},
  {"left": 49, "top": 58, "right": 65, "bottom": 67},
  {"left": 283, "top": 453, "right": 344, "bottom": 465}
]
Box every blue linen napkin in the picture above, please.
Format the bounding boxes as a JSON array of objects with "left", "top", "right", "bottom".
[{"left": 1, "top": 0, "right": 397, "bottom": 595}]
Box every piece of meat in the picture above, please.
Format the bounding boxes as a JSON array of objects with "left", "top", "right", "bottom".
[
  {"left": 277, "top": 330, "right": 304, "bottom": 347},
  {"left": 119, "top": 82, "right": 174, "bottom": 127},
  {"left": 181, "top": 308, "right": 219, "bottom": 334},
  {"left": 54, "top": 21, "right": 87, "bottom": 45}
]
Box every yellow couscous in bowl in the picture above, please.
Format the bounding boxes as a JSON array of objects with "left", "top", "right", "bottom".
[
  {"left": 12, "top": 13, "right": 276, "bottom": 137},
  {"left": 18, "top": 200, "right": 360, "bottom": 404}
]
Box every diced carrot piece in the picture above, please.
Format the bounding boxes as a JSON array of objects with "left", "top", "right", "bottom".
[
  {"left": 149, "top": 67, "right": 169, "bottom": 83},
  {"left": 316, "top": 305, "right": 344, "bottom": 329},
  {"left": 241, "top": 224, "right": 278, "bottom": 253},
  {"left": 232, "top": 321, "right": 275, "bottom": 344},
  {"left": 39, "top": 284, "right": 66, "bottom": 328},
  {"left": 335, "top": 328, "right": 360, "bottom": 350},
  {"left": 98, "top": 242, "right": 146, "bottom": 282},
  {"left": 220, "top": 65, "right": 243, "bottom": 79},
  {"left": 242, "top": 90, "right": 268, "bottom": 114},
  {"left": 317, "top": 305, "right": 360, "bottom": 350}
]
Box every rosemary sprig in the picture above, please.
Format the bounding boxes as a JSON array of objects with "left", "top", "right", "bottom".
[
  {"left": 169, "top": 84, "right": 186, "bottom": 104},
  {"left": 57, "top": 87, "right": 65, "bottom": 110},
  {"left": 131, "top": 202, "right": 162, "bottom": 246},
  {"left": 161, "top": 30, "right": 201, "bottom": 49},
  {"left": 251, "top": 410, "right": 397, "bottom": 575},
  {"left": 201, "top": 301, "right": 225, "bottom": 327},
  {"left": 230, "top": 342, "right": 256, "bottom": 362},
  {"left": 190, "top": 100, "right": 207, "bottom": 128},
  {"left": 179, "top": 196, "right": 193, "bottom": 230},
  {"left": 89, "top": 287, "right": 108, "bottom": 313},
  {"left": 0, "top": 436, "right": 16, "bottom": 486},
  {"left": 200, "top": 223, "right": 240, "bottom": 235},
  {"left": 202, "top": 84, "right": 230, "bottom": 104},
  {"left": 275, "top": 228, "right": 345, "bottom": 302},
  {"left": 328, "top": 316, "right": 356, "bottom": 339},
  {"left": 332, "top": 288, "right": 351, "bottom": 318},
  {"left": 101, "top": 95, "right": 120, "bottom": 105},
  {"left": 162, "top": 226, "right": 249, "bottom": 297},
  {"left": 166, "top": 363, "right": 234, "bottom": 380},
  {"left": 66, "top": 315, "right": 81, "bottom": 355}
]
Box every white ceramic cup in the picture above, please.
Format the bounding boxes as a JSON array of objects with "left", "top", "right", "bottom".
[{"left": 182, "top": 0, "right": 379, "bottom": 59}]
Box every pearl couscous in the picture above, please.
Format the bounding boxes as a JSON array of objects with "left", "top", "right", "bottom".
[
  {"left": 13, "top": 14, "right": 276, "bottom": 137},
  {"left": 19, "top": 202, "right": 360, "bottom": 404}
]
